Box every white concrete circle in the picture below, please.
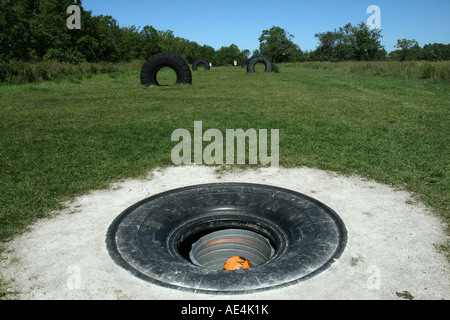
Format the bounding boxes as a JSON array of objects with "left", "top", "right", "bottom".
[{"left": 1, "top": 166, "right": 448, "bottom": 300}]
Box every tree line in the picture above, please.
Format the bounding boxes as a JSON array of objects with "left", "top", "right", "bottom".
[
  {"left": 0, "top": 0, "right": 248, "bottom": 65},
  {"left": 308, "top": 24, "right": 449, "bottom": 62},
  {"left": 1, "top": 0, "right": 448, "bottom": 65}
]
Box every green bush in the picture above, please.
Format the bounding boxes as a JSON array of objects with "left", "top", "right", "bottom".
[
  {"left": 43, "top": 48, "right": 86, "bottom": 64},
  {"left": 420, "top": 62, "right": 437, "bottom": 79},
  {"left": 295, "top": 60, "right": 450, "bottom": 82},
  {"left": 272, "top": 63, "right": 280, "bottom": 73},
  {"left": 0, "top": 59, "right": 145, "bottom": 84}
]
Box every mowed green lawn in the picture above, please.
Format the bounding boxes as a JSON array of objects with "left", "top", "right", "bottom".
[{"left": 0, "top": 64, "right": 448, "bottom": 244}]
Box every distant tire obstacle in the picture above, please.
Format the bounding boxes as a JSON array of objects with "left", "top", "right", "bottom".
[
  {"left": 192, "top": 59, "right": 211, "bottom": 71},
  {"left": 247, "top": 55, "right": 273, "bottom": 73},
  {"left": 140, "top": 52, "right": 192, "bottom": 86},
  {"left": 241, "top": 58, "right": 250, "bottom": 68}
]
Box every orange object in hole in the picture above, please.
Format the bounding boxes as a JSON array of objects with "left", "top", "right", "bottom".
[{"left": 223, "top": 256, "right": 252, "bottom": 270}]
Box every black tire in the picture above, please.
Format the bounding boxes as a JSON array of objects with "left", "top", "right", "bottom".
[
  {"left": 241, "top": 58, "right": 250, "bottom": 68},
  {"left": 247, "top": 55, "right": 273, "bottom": 73},
  {"left": 192, "top": 58, "right": 210, "bottom": 71},
  {"left": 106, "top": 183, "right": 347, "bottom": 294},
  {"left": 140, "top": 52, "right": 192, "bottom": 86}
]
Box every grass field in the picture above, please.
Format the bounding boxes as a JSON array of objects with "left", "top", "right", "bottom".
[
  {"left": 0, "top": 63, "right": 448, "bottom": 254},
  {"left": 289, "top": 60, "right": 450, "bottom": 82}
]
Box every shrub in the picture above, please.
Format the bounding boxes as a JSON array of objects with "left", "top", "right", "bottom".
[
  {"left": 296, "top": 60, "right": 449, "bottom": 82},
  {"left": 420, "top": 62, "right": 437, "bottom": 79},
  {"left": 43, "top": 48, "right": 86, "bottom": 64},
  {"left": 0, "top": 59, "right": 145, "bottom": 84},
  {"left": 272, "top": 63, "right": 280, "bottom": 73}
]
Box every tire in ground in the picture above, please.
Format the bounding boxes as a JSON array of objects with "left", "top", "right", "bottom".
[
  {"left": 247, "top": 55, "right": 273, "bottom": 73},
  {"left": 192, "top": 59, "right": 211, "bottom": 71},
  {"left": 106, "top": 183, "right": 347, "bottom": 294},
  {"left": 140, "top": 52, "right": 192, "bottom": 86}
]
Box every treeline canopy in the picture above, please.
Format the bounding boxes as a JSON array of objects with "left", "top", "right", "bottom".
[
  {"left": 389, "top": 39, "right": 450, "bottom": 61},
  {"left": 1, "top": 0, "right": 448, "bottom": 64},
  {"left": 310, "top": 23, "right": 386, "bottom": 61},
  {"left": 0, "top": 0, "right": 229, "bottom": 64}
]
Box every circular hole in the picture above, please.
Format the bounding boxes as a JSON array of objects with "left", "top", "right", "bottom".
[
  {"left": 156, "top": 67, "right": 177, "bottom": 86},
  {"left": 175, "top": 218, "right": 280, "bottom": 270},
  {"left": 196, "top": 63, "right": 206, "bottom": 71},
  {"left": 254, "top": 61, "right": 267, "bottom": 72},
  {"left": 188, "top": 229, "right": 275, "bottom": 270}
]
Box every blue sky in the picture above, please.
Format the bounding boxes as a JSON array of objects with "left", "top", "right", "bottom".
[{"left": 82, "top": 0, "right": 450, "bottom": 53}]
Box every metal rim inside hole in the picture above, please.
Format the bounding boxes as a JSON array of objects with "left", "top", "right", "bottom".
[{"left": 189, "top": 229, "right": 275, "bottom": 270}]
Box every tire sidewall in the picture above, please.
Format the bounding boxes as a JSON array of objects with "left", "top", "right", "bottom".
[
  {"left": 192, "top": 59, "right": 210, "bottom": 71},
  {"left": 247, "top": 55, "right": 273, "bottom": 73},
  {"left": 141, "top": 52, "right": 192, "bottom": 86}
]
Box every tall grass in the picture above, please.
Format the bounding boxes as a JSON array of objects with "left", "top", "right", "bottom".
[
  {"left": 286, "top": 60, "right": 450, "bottom": 82},
  {"left": 0, "top": 59, "right": 145, "bottom": 84},
  {"left": 4, "top": 60, "right": 448, "bottom": 84}
]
